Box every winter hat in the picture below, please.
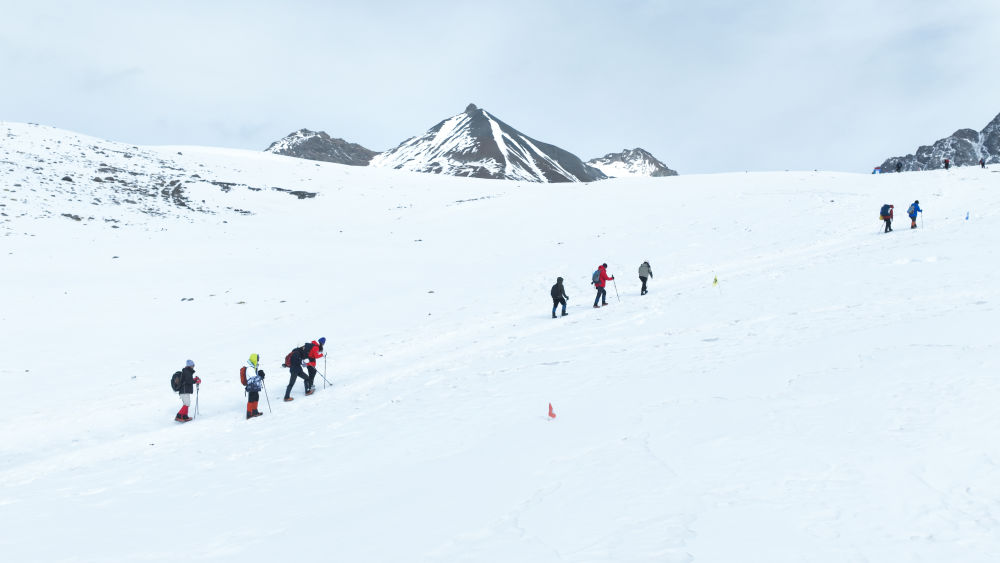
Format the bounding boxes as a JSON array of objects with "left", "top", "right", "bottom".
[
  {"left": 915, "top": 200, "right": 919, "bottom": 204},
  {"left": 258, "top": 370, "right": 266, "bottom": 378},
  {"left": 318, "top": 337, "right": 326, "bottom": 346},
  {"left": 557, "top": 277, "right": 563, "bottom": 283},
  {"left": 185, "top": 359, "right": 195, "bottom": 368},
  {"left": 601, "top": 263, "right": 607, "bottom": 268}
]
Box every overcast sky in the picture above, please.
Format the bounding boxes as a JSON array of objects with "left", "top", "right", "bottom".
[{"left": 3, "top": 0, "right": 999, "bottom": 174}]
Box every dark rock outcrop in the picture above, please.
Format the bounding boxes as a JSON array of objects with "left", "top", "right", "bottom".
[
  {"left": 881, "top": 113, "right": 1000, "bottom": 172},
  {"left": 265, "top": 129, "right": 377, "bottom": 166}
]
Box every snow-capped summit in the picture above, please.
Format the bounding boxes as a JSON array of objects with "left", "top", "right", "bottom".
[
  {"left": 265, "top": 129, "right": 377, "bottom": 166},
  {"left": 880, "top": 111, "right": 1000, "bottom": 172},
  {"left": 586, "top": 148, "right": 678, "bottom": 178},
  {"left": 369, "top": 103, "right": 607, "bottom": 183}
]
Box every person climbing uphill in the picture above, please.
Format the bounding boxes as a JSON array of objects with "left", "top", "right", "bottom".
[{"left": 593, "top": 263, "right": 614, "bottom": 308}]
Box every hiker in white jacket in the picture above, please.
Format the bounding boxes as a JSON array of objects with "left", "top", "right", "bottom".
[{"left": 638, "top": 261, "right": 653, "bottom": 295}]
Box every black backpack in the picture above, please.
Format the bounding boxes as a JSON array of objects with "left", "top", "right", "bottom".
[{"left": 170, "top": 371, "right": 183, "bottom": 392}]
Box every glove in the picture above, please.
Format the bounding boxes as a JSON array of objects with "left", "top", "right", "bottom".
[{"left": 194, "top": 376, "right": 202, "bottom": 384}]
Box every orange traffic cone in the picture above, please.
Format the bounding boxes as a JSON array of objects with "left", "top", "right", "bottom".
[{"left": 548, "top": 403, "right": 556, "bottom": 419}]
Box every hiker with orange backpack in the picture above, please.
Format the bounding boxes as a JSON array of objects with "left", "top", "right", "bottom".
[{"left": 240, "top": 354, "right": 266, "bottom": 419}]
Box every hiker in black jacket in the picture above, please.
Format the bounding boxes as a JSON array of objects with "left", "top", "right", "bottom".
[
  {"left": 551, "top": 277, "right": 568, "bottom": 318},
  {"left": 283, "top": 344, "right": 311, "bottom": 402},
  {"left": 175, "top": 360, "right": 201, "bottom": 422}
]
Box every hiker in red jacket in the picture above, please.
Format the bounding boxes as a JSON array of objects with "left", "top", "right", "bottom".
[
  {"left": 593, "top": 263, "right": 614, "bottom": 308},
  {"left": 305, "top": 337, "right": 325, "bottom": 395}
]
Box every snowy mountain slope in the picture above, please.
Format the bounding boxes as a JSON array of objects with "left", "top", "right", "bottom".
[
  {"left": 587, "top": 147, "right": 678, "bottom": 177},
  {"left": 2, "top": 125, "right": 1000, "bottom": 562},
  {"left": 369, "top": 104, "right": 607, "bottom": 183},
  {"left": 264, "top": 128, "right": 377, "bottom": 166},
  {"left": 0, "top": 122, "right": 324, "bottom": 234},
  {"left": 881, "top": 111, "right": 1000, "bottom": 171}
]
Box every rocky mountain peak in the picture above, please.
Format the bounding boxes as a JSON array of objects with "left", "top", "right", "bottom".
[
  {"left": 586, "top": 148, "right": 678, "bottom": 178},
  {"left": 880, "top": 112, "right": 1000, "bottom": 172},
  {"left": 265, "top": 129, "right": 377, "bottom": 166},
  {"left": 369, "top": 106, "right": 606, "bottom": 183}
]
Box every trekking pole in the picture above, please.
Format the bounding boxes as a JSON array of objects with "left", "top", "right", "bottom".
[
  {"left": 194, "top": 384, "right": 200, "bottom": 419},
  {"left": 261, "top": 381, "right": 273, "bottom": 413},
  {"left": 611, "top": 276, "right": 621, "bottom": 303},
  {"left": 324, "top": 355, "right": 327, "bottom": 390},
  {"left": 315, "top": 369, "right": 334, "bottom": 387}
]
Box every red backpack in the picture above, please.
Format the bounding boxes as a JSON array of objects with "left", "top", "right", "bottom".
[{"left": 240, "top": 366, "right": 248, "bottom": 386}]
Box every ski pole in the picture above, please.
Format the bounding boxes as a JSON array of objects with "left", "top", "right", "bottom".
[
  {"left": 611, "top": 276, "right": 621, "bottom": 303},
  {"left": 314, "top": 368, "right": 333, "bottom": 387},
  {"left": 261, "top": 381, "right": 273, "bottom": 413}
]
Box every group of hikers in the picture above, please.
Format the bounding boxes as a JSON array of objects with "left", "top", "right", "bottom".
[
  {"left": 941, "top": 158, "right": 987, "bottom": 170},
  {"left": 880, "top": 200, "right": 923, "bottom": 233},
  {"left": 889, "top": 158, "right": 986, "bottom": 173},
  {"left": 549, "top": 261, "right": 653, "bottom": 318},
  {"left": 170, "top": 337, "right": 327, "bottom": 423}
]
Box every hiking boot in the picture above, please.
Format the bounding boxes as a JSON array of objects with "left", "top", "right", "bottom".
[
  {"left": 593, "top": 305, "right": 600, "bottom": 308},
  {"left": 561, "top": 312, "right": 568, "bottom": 316},
  {"left": 305, "top": 388, "right": 316, "bottom": 396},
  {"left": 253, "top": 410, "right": 263, "bottom": 417},
  {"left": 284, "top": 397, "right": 294, "bottom": 402},
  {"left": 552, "top": 314, "right": 557, "bottom": 318},
  {"left": 246, "top": 411, "right": 253, "bottom": 420},
  {"left": 601, "top": 303, "right": 608, "bottom": 307}
]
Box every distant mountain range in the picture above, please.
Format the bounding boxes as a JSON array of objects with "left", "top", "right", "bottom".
[
  {"left": 881, "top": 112, "right": 1000, "bottom": 172},
  {"left": 265, "top": 104, "right": 677, "bottom": 182}
]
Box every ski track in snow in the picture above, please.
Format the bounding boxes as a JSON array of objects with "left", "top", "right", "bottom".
[{"left": 2, "top": 123, "right": 1000, "bottom": 561}]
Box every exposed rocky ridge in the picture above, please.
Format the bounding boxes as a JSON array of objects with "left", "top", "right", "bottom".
[
  {"left": 586, "top": 148, "right": 678, "bottom": 178},
  {"left": 369, "top": 104, "right": 607, "bottom": 183},
  {"left": 880, "top": 112, "right": 1000, "bottom": 172},
  {"left": 265, "top": 129, "right": 377, "bottom": 166}
]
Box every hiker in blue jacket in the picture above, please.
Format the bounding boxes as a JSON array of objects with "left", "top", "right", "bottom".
[{"left": 907, "top": 200, "right": 922, "bottom": 229}]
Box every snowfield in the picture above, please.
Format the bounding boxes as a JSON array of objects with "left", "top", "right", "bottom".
[{"left": 2, "top": 123, "right": 999, "bottom": 562}]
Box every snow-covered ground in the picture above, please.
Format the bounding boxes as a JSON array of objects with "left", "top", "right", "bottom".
[{"left": 2, "top": 123, "right": 999, "bottom": 562}]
